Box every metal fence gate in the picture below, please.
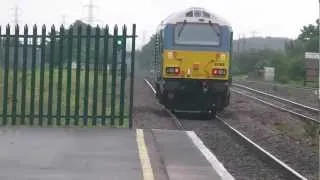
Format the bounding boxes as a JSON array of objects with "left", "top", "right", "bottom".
[{"left": 0, "top": 23, "right": 136, "bottom": 128}]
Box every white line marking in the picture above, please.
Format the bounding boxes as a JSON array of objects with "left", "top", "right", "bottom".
[
  {"left": 144, "top": 79, "right": 156, "bottom": 94},
  {"left": 186, "top": 131, "right": 235, "bottom": 180},
  {"left": 216, "top": 116, "right": 308, "bottom": 180},
  {"left": 136, "top": 129, "right": 155, "bottom": 180},
  {"left": 152, "top": 129, "right": 184, "bottom": 133}
]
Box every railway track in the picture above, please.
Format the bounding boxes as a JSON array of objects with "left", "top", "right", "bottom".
[
  {"left": 233, "top": 79, "right": 318, "bottom": 91},
  {"left": 143, "top": 79, "right": 308, "bottom": 180},
  {"left": 231, "top": 83, "right": 320, "bottom": 124},
  {"left": 232, "top": 79, "right": 319, "bottom": 109}
]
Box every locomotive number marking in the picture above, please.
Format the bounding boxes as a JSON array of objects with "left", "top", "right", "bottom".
[{"left": 214, "top": 63, "right": 225, "bottom": 66}]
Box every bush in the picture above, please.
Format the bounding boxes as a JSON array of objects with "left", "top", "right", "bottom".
[{"left": 278, "top": 75, "right": 290, "bottom": 84}]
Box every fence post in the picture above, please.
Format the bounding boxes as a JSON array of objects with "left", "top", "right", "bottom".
[
  {"left": 65, "top": 25, "right": 73, "bottom": 126},
  {"left": 119, "top": 25, "right": 127, "bottom": 126},
  {"left": 129, "top": 24, "right": 136, "bottom": 129},
  {"left": 101, "top": 25, "right": 109, "bottom": 126},
  {"left": 48, "top": 25, "right": 56, "bottom": 126},
  {"left": 30, "top": 25, "right": 37, "bottom": 126},
  {"left": 56, "top": 25, "right": 65, "bottom": 126},
  {"left": 20, "top": 25, "right": 28, "bottom": 125},
  {"left": 74, "top": 24, "right": 82, "bottom": 126},
  {"left": 83, "top": 25, "right": 91, "bottom": 126},
  {"left": 39, "top": 25, "right": 46, "bottom": 126},
  {"left": 2, "top": 25, "right": 10, "bottom": 126},
  {"left": 92, "top": 25, "right": 101, "bottom": 126},
  {"left": 11, "top": 25, "right": 20, "bottom": 125},
  {"left": 110, "top": 25, "right": 118, "bottom": 126}
]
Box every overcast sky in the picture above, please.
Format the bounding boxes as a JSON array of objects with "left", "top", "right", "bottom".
[{"left": 0, "top": 0, "right": 318, "bottom": 49}]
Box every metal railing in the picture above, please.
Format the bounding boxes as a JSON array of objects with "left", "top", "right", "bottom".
[{"left": 0, "top": 23, "right": 136, "bottom": 128}]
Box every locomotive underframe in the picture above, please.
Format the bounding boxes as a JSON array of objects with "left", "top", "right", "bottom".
[{"left": 155, "top": 78, "right": 230, "bottom": 114}]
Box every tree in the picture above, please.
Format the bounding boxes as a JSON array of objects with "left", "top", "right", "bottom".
[
  {"left": 298, "top": 24, "right": 318, "bottom": 41},
  {"left": 136, "top": 34, "right": 156, "bottom": 71},
  {"left": 44, "top": 20, "right": 116, "bottom": 67}
]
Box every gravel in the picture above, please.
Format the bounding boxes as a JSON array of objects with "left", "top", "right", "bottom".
[
  {"left": 180, "top": 117, "right": 292, "bottom": 180},
  {"left": 132, "top": 76, "right": 177, "bottom": 130},
  {"left": 219, "top": 92, "right": 319, "bottom": 180},
  {"left": 231, "top": 86, "right": 319, "bottom": 121},
  {"left": 233, "top": 80, "right": 319, "bottom": 109},
  {"left": 133, "top": 76, "right": 296, "bottom": 180}
]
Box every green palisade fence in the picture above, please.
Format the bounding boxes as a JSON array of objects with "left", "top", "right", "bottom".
[{"left": 0, "top": 24, "right": 136, "bottom": 128}]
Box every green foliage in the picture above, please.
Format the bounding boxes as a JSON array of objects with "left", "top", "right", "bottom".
[
  {"left": 233, "top": 48, "right": 287, "bottom": 76},
  {"left": 47, "top": 20, "right": 114, "bottom": 67},
  {"left": 233, "top": 37, "right": 290, "bottom": 52},
  {"left": 298, "top": 24, "right": 319, "bottom": 41},
  {"left": 136, "top": 34, "right": 156, "bottom": 71},
  {"left": 233, "top": 20, "right": 319, "bottom": 84},
  {"left": 0, "top": 20, "right": 117, "bottom": 69}
]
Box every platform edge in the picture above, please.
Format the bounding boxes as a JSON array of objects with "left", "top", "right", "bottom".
[
  {"left": 186, "top": 131, "right": 235, "bottom": 180},
  {"left": 136, "top": 129, "right": 155, "bottom": 180}
]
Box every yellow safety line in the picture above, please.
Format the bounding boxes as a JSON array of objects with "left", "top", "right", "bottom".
[{"left": 136, "top": 129, "right": 154, "bottom": 180}]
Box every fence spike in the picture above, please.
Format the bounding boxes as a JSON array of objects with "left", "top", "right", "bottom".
[
  {"left": 60, "top": 24, "right": 65, "bottom": 32},
  {"left": 33, "top": 24, "right": 37, "bottom": 32},
  {"left": 51, "top": 24, "right": 55, "bottom": 31},
  {"left": 42, "top": 24, "right": 46, "bottom": 31},
  {"left": 15, "top": 24, "right": 19, "bottom": 33},
  {"left": 6, "top": 24, "right": 10, "bottom": 33}
]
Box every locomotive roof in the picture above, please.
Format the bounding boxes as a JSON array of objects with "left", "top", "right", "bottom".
[{"left": 157, "top": 7, "right": 231, "bottom": 31}]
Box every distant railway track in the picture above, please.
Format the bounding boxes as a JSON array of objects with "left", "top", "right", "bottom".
[
  {"left": 144, "top": 78, "right": 308, "bottom": 180},
  {"left": 233, "top": 79, "right": 318, "bottom": 91},
  {"left": 232, "top": 83, "right": 320, "bottom": 124}
]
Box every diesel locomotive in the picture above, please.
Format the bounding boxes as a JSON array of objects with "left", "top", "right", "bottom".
[{"left": 153, "top": 7, "right": 233, "bottom": 118}]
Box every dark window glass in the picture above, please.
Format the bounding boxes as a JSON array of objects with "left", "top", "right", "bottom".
[
  {"left": 174, "top": 23, "right": 221, "bottom": 46},
  {"left": 185, "top": 11, "right": 193, "bottom": 17}
]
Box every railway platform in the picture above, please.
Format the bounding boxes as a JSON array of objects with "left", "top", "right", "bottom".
[{"left": 0, "top": 127, "right": 234, "bottom": 180}]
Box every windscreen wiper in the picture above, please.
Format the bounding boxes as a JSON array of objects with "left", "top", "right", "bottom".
[
  {"left": 177, "top": 20, "right": 187, "bottom": 38},
  {"left": 209, "top": 20, "right": 220, "bottom": 36}
]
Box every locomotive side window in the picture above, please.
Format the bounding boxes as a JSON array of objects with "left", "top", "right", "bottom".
[
  {"left": 202, "top": 11, "right": 210, "bottom": 18},
  {"left": 185, "top": 11, "right": 193, "bottom": 17}
]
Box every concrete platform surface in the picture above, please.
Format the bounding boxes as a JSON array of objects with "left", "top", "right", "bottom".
[{"left": 0, "top": 127, "right": 234, "bottom": 180}]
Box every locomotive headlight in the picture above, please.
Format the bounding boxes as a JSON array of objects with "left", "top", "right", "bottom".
[
  {"left": 220, "top": 53, "right": 226, "bottom": 60},
  {"left": 216, "top": 53, "right": 226, "bottom": 61},
  {"left": 212, "top": 68, "right": 227, "bottom": 76},
  {"left": 166, "top": 67, "right": 180, "bottom": 75},
  {"left": 167, "top": 51, "right": 178, "bottom": 59}
]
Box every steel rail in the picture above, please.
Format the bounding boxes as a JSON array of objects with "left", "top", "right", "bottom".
[
  {"left": 144, "top": 78, "right": 308, "bottom": 180},
  {"left": 233, "top": 83, "right": 320, "bottom": 113}
]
